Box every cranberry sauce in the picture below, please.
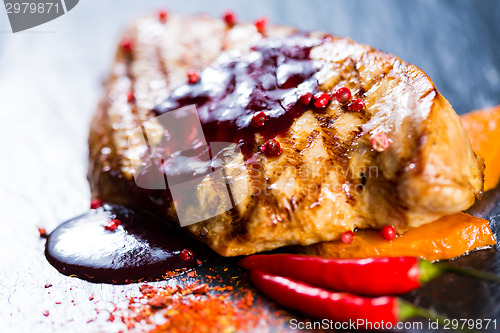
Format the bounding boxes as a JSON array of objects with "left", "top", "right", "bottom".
[
  {"left": 154, "top": 35, "right": 322, "bottom": 156},
  {"left": 45, "top": 204, "right": 210, "bottom": 284},
  {"left": 130, "top": 35, "right": 325, "bottom": 215}
]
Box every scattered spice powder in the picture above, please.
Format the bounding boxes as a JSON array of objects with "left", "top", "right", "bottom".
[
  {"left": 191, "top": 284, "right": 208, "bottom": 294},
  {"left": 149, "top": 295, "right": 169, "bottom": 308},
  {"left": 107, "top": 280, "right": 285, "bottom": 332},
  {"left": 162, "top": 268, "right": 188, "bottom": 279}
]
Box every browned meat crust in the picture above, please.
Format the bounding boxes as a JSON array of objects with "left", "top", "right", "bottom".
[{"left": 88, "top": 13, "right": 483, "bottom": 256}]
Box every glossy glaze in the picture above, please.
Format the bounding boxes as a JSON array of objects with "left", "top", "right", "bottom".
[
  {"left": 45, "top": 205, "right": 209, "bottom": 283},
  {"left": 154, "top": 35, "right": 322, "bottom": 156}
]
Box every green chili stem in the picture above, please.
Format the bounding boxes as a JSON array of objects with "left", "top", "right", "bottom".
[
  {"left": 418, "top": 259, "right": 443, "bottom": 284},
  {"left": 437, "top": 263, "right": 500, "bottom": 283},
  {"left": 418, "top": 259, "right": 500, "bottom": 284}
]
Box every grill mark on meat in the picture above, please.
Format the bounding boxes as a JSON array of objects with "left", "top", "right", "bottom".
[
  {"left": 314, "top": 115, "right": 346, "bottom": 165},
  {"left": 304, "top": 129, "right": 320, "bottom": 149},
  {"left": 230, "top": 158, "right": 265, "bottom": 238},
  {"left": 294, "top": 130, "right": 321, "bottom": 212},
  {"left": 309, "top": 115, "right": 349, "bottom": 207},
  {"left": 404, "top": 89, "right": 438, "bottom": 178},
  {"left": 229, "top": 206, "right": 247, "bottom": 237}
]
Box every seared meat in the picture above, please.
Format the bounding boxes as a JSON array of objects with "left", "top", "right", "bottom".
[{"left": 88, "top": 13, "right": 484, "bottom": 256}]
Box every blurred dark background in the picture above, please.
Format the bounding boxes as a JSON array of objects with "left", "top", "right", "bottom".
[{"left": 0, "top": 1, "right": 499, "bottom": 331}]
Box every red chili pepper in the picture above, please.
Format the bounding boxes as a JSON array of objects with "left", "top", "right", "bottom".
[
  {"left": 240, "top": 254, "right": 500, "bottom": 295},
  {"left": 249, "top": 271, "right": 427, "bottom": 328},
  {"left": 242, "top": 255, "right": 425, "bottom": 295}
]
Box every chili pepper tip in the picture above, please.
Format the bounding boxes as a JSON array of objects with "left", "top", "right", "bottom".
[{"left": 238, "top": 256, "right": 254, "bottom": 270}]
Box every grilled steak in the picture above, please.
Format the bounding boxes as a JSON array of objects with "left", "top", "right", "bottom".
[{"left": 88, "top": 13, "right": 484, "bottom": 256}]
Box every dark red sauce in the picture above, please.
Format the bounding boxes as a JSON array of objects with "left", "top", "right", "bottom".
[
  {"left": 154, "top": 35, "right": 322, "bottom": 156},
  {"left": 133, "top": 36, "right": 324, "bottom": 213},
  {"left": 45, "top": 204, "right": 210, "bottom": 284}
]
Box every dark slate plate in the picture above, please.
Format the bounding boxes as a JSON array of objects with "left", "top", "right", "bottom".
[{"left": 1, "top": 1, "right": 499, "bottom": 332}]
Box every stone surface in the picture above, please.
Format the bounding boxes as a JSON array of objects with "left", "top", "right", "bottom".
[{"left": 0, "top": 0, "right": 499, "bottom": 332}]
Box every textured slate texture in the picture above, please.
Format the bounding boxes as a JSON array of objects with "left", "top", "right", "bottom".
[{"left": 0, "top": 0, "right": 499, "bottom": 332}]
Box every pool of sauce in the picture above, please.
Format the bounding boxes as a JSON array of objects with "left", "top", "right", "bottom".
[{"left": 45, "top": 204, "right": 210, "bottom": 283}]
